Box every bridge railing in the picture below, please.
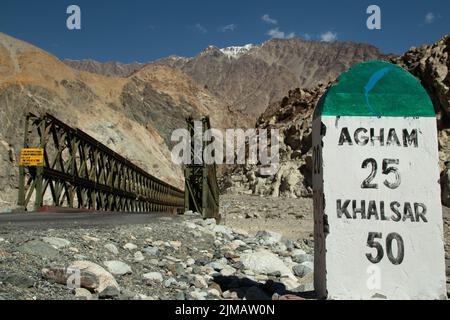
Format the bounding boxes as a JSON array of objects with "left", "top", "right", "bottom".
[
  {"left": 184, "top": 116, "right": 220, "bottom": 221},
  {"left": 18, "top": 113, "right": 184, "bottom": 212}
]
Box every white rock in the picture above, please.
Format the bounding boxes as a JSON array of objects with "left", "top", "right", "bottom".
[
  {"left": 292, "top": 262, "right": 314, "bottom": 278},
  {"left": 82, "top": 235, "right": 100, "bottom": 242},
  {"left": 301, "top": 261, "right": 314, "bottom": 270},
  {"left": 104, "top": 243, "right": 119, "bottom": 255},
  {"left": 240, "top": 250, "right": 295, "bottom": 278},
  {"left": 123, "top": 243, "right": 138, "bottom": 251},
  {"left": 166, "top": 256, "right": 181, "bottom": 262},
  {"left": 230, "top": 240, "right": 246, "bottom": 250},
  {"left": 202, "top": 218, "right": 217, "bottom": 227},
  {"left": 189, "top": 290, "right": 207, "bottom": 300},
  {"left": 74, "top": 288, "right": 93, "bottom": 300},
  {"left": 143, "top": 246, "right": 159, "bottom": 256},
  {"left": 220, "top": 266, "right": 236, "bottom": 277},
  {"left": 207, "top": 259, "right": 228, "bottom": 271},
  {"left": 203, "top": 266, "right": 216, "bottom": 275},
  {"left": 274, "top": 242, "right": 288, "bottom": 252},
  {"left": 104, "top": 261, "right": 132, "bottom": 276},
  {"left": 208, "top": 288, "right": 221, "bottom": 298},
  {"left": 255, "top": 230, "right": 282, "bottom": 245},
  {"left": 231, "top": 228, "right": 249, "bottom": 237},
  {"left": 291, "top": 249, "right": 306, "bottom": 256},
  {"left": 143, "top": 272, "right": 163, "bottom": 283},
  {"left": 42, "top": 237, "right": 71, "bottom": 249},
  {"left": 69, "top": 260, "right": 119, "bottom": 293},
  {"left": 255, "top": 274, "right": 269, "bottom": 282},
  {"left": 186, "top": 258, "right": 195, "bottom": 266},
  {"left": 223, "top": 290, "right": 238, "bottom": 299},
  {"left": 183, "top": 222, "right": 198, "bottom": 229},
  {"left": 169, "top": 241, "right": 182, "bottom": 249},
  {"left": 280, "top": 277, "right": 300, "bottom": 291},
  {"left": 184, "top": 211, "right": 200, "bottom": 216},
  {"left": 192, "top": 275, "right": 208, "bottom": 289},
  {"left": 212, "top": 225, "right": 234, "bottom": 238},
  {"left": 244, "top": 269, "right": 255, "bottom": 276},
  {"left": 134, "top": 251, "right": 145, "bottom": 262},
  {"left": 164, "top": 278, "right": 178, "bottom": 288},
  {"left": 177, "top": 281, "right": 189, "bottom": 290}
]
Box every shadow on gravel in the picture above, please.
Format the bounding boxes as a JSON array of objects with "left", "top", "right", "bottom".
[{"left": 212, "top": 275, "right": 317, "bottom": 300}]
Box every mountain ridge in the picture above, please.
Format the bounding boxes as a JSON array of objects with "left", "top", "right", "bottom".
[{"left": 64, "top": 37, "right": 390, "bottom": 118}]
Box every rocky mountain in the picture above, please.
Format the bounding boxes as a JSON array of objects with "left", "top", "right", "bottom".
[
  {"left": 220, "top": 84, "right": 327, "bottom": 198},
  {"left": 154, "top": 38, "right": 389, "bottom": 118},
  {"left": 392, "top": 36, "right": 450, "bottom": 206},
  {"left": 222, "top": 35, "right": 450, "bottom": 207},
  {"left": 0, "top": 32, "right": 236, "bottom": 211},
  {"left": 63, "top": 59, "right": 144, "bottom": 77},
  {"left": 65, "top": 38, "right": 389, "bottom": 119}
]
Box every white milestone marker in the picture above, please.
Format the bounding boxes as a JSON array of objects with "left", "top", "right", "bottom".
[{"left": 312, "top": 61, "right": 447, "bottom": 300}]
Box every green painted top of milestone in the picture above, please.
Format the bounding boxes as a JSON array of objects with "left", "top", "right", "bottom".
[{"left": 314, "top": 60, "right": 436, "bottom": 118}]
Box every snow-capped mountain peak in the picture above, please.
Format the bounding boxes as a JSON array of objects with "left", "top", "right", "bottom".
[{"left": 219, "top": 44, "right": 255, "bottom": 59}]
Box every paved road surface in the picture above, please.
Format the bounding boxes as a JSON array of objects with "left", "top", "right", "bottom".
[{"left": 0, "top": 211, "right": 181, "bottom": 230}]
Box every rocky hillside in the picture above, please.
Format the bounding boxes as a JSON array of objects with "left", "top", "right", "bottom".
[
  {"left": 220, "top": 84, "right": 327, "bottom": 198},
  {"left": 64, "top": 59, "right": 144, "bottom": 77},
  {"left": 0, "top": 32, "right": 235, "bottom": 211},
  {"left": 121, "top": 63, "right": 238, "bottom": 147},
  {"left": 393, "top": 36, "right": 450, "bottom": 206},
  {"left": 222, "top": 35, "right": 450, "bottom": 207},
  {"left": 393, "top": 36, "right": 450, "bottom": 128}
]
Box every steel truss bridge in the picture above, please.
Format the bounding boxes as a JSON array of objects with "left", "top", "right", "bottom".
[{"left": 17, "top": 113, "right": 219, "bottom": 220}]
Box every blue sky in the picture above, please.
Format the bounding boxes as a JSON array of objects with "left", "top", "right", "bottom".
[{"left": 0, "top": 0, "right": 448, "bottom": 63}]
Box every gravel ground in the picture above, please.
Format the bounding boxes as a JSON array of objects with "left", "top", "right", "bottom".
[
  {"left": 0, "top": 204, "right": 314, "bottom": 300},
  {"left": 0, "top": 194, "right": 448, "bottom": 300},
  {"left": 220, "top": 194, "right": 314, "bottom": 244}
]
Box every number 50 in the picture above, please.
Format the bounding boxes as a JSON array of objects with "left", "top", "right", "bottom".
[{"left": 366, "top": 232, "right": 404, "bottom": 265}]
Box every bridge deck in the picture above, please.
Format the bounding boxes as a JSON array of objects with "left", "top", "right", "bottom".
[{"left": 0, "top": 211, "right": 181, "bottom": 230}]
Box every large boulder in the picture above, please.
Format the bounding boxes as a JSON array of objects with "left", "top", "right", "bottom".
[
  {"left": 240, "top": 250, "right": 294, "bottom": 278},
  {"left": 103, "top": 261, "right": 132, "bottom": 276},
  {"left": 19, "top": 240, "right": 60, "bottom": 259},
  {"left": 42, "top": 237, "right": 71, "bottom": 249},
  {"left": 42, "top": 260, "right": 119, "bottom": 294}
]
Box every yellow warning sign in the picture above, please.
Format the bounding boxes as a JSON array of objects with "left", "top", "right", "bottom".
[{"left": 19, "top": 148, "right": 44, "bottom": 166}]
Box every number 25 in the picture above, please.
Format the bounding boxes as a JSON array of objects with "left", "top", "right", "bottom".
[{"left": 361, "top": 158, "right": 401, "bottom": 189}]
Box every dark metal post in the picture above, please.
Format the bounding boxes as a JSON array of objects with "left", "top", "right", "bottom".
[
  {"left": 17, "top": 115, "right": 29, "bottom": 209},
  {"left": 34, "top": 117, "right": 46, "bottom": 211}
]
